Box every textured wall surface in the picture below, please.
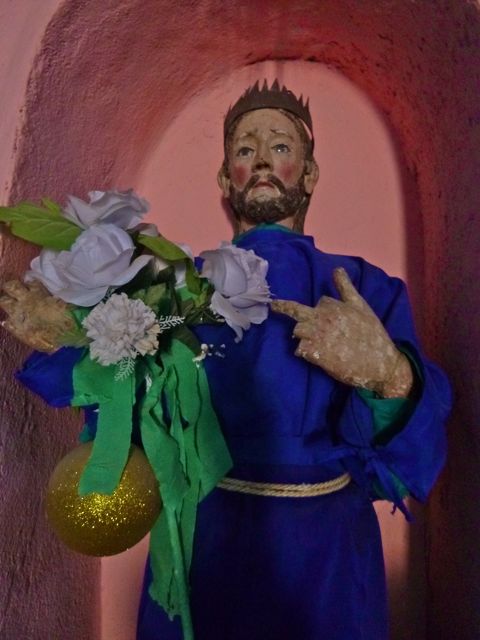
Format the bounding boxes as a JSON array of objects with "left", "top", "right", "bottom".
[
  {"left": 1, "top": 1, "right": 479, "bottom": 639},
  {"left": 0, "top": 3, "right": 100, "bottom": 640}
]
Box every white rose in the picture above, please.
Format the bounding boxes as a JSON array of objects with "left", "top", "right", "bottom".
[
  {"left": 25, "top": 224, "right": 152, "bottom": 306},
  {"left": 172, "top": 242, "right": 194, "bottom": 289},
  {"left": 150, "top": 241, "right": 194, "bottom": 289},
  {"left": 200, "top": 242, "right": 270, "bottom": 341},
  {"left": 63, "top": 189, "right": 149, "bottom": 229}
]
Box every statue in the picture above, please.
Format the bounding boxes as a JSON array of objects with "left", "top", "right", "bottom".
[
  {"left": 137, "top": 81, "right": 450, "bottom": 639},
  {"left": 0, "top": 81, "right": 450, "bottom": 640}
]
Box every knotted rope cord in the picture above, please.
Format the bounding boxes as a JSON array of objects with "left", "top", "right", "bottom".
[{"left": 217, "top": 472, "right": 351, "bottom": 498}]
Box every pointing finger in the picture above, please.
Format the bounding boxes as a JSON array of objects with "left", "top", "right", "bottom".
[
  {"left": 333, "top": 268, "right": 372, "bottom": 313},
  {"left": 270, "top": 299, "right": 316, "bottom": 322}
]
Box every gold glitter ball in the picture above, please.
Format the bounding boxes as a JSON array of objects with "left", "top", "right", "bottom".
[{"left": 45, "top": 442, "right": 162, "bottom": 556}]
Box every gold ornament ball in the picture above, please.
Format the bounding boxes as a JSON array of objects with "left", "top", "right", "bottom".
[{"left": 45, "top": 442, "right": 162, "bottom": 556}]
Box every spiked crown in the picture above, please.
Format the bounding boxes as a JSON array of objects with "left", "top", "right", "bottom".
[{"left": 224, "top": 80, "right": 314, "bottom": 147}]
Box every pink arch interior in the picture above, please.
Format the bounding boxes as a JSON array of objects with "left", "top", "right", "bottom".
[{"left": 2, "top": 2, "right": 480, "bottom": 639}]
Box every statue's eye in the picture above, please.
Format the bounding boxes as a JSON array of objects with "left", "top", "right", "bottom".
[
  {"left": 236, "top": 146, "right": 254, "bottom": 157},
  {"left": 272, "top": 143, "right": 290, "bottom": 153}
]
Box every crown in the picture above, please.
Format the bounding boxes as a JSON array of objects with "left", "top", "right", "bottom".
[{"left": 224, "top": 79, "right": 314, "bottom": 145}]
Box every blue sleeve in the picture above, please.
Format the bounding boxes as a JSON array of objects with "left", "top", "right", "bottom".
[
  {"left": 337, "top": 265, "right": 451, "bottom": 513},
  {"left": 15, "top": 347, "right": 84, "bottom": 407},
  {"left": 16, "top": 346, "right": 143, "bottom": 446}
]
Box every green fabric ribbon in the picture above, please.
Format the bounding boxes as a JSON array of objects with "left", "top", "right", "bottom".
[
  {"left": 71, "top": 340, "right": 232, "bottom": 640},
  {"left": 139, "top": 340, "right": 232, "bottom": 638},
  {"left": 71, "top": 352, "right": 136, "bottom": 495}
]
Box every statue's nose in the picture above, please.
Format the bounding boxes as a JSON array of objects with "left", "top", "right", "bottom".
[
  {"left": 253, "top": 158, "right": 272, "bottom": 172},
  {"left": 253, "top": 149, "right": 272, "bottom": 171},
  {"left": 253, "top": 144, "right": 273, "bottom": 171}
]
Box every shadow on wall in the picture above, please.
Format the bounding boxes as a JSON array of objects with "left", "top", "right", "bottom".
[{"left": 2, "top": 1, "right": 480, "bottom": 639}]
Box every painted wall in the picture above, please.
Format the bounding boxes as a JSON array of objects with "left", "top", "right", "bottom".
[
  {"left": 1, "top": 1, "right": 479, "bottom": 639},
  {"left": 0, "top": 3, "right": 100, "bottom": 640},
  {"left": 0, "top": 0, "right": 60, "bottom": 201}
]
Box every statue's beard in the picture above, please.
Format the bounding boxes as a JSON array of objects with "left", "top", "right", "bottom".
[{"left": 228, "top": 174, "right": 307, "bottom": 227}]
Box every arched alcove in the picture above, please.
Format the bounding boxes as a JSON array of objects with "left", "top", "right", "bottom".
[
  {"left": 2, "top": 2, "right": 480, "bottom": 638},
  {"left": 103, "top": 59, "right": 415, "bottom": 640}
]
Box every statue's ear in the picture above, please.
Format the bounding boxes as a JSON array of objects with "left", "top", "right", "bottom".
[
  {"left": 303, "top": 159, "right": 319, "bottom": 195},
  {"left": 217, "top": 164, "right": 231, "bottom": 198}
]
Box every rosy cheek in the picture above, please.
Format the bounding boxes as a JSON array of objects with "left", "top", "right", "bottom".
[
  {"left": 278, "top": 162, "right": 296, "bottom": 184},
  {"left": 230, "top": 165, "right": 249, "bottom": 188}
]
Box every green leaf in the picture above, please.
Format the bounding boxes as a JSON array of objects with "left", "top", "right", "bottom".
[
  {"left": 137, "top": 233, "right": 206, "bottom": 296},
  {"left": 41, "top": 198, "right": 63, "bottom": 215},
  {"left": 144, "top": 284, "right": 168, "bottom": 308},
  {"left": 184, "top": 260, "right": 203, "bottom": 295},
  {"left": 137, "top": 234, "right": 190, "bottom": 261},
  {"left": 0, "top": 201, "right": 81, "bottom": 250},
  {"left": 131, "top": 283, "right": 168, "bottom": 314}
]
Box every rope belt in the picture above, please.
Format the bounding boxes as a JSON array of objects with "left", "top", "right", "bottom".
[{"left": 217, "top": 471, "right": 351, "bottom": 498}]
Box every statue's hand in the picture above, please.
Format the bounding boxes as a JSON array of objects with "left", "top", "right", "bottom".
[
  {"left": 270, "top": 267, "right": 413, "bottom": 398},
  {"left": 0, "top": 280, "right": 77, "bottom": 352}
]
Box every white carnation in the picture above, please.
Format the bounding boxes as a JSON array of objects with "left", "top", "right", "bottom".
[{"left": 82, "top": 293, "right": 160, "bottom": 366}]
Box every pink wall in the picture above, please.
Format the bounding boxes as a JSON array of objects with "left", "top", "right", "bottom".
[
  {"left": 0, "top": 3, "right": 100, "bottom": 640},
  {"left": 137, "top": 61, "right": 407, "bottom": 274},
  {"left": 0, "top": 0, "right": 60, "bottom": 200},
  {"left": 1, "top": 1, "right": 480, "bottom": 639}
]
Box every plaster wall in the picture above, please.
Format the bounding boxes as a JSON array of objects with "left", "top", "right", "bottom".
[
  {"left": 0, "top": 3, "right": 100, "bottom": 640},
  {"left": 0, "top": 0, "right": 60, "bottom": 202},
  {"left": 0, "top": 1, "right": 479, "bottom": 639}
]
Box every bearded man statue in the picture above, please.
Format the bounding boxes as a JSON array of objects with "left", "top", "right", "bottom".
[{"left": 136, "top": 81, "right": 450, "bottom": 640}]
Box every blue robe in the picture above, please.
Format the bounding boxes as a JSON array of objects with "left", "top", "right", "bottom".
[
  {"left": 136, "top": 225, "right": 450, "bottom": 640},
  {"left": 17, "top": 225, "right": 450, "bottom": 640}
]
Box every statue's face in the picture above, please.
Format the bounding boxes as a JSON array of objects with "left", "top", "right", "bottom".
[
  {"left": 219, "top": 108, "right": 318, "bottom": 230},
  {"left": 226, "top": 108, "right": 305, "bottom": 198}
]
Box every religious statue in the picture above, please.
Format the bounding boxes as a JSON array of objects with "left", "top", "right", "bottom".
[
  {"left": 136, "top": 81, "right": 451, "bottom": 640},
  {"left": 0, "top": 81, "right": 450, "bottom": 640}
]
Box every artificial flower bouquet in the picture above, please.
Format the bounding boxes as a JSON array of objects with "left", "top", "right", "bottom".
[{"left": 0, "top": 189, "right": 271, "bottom": 639}]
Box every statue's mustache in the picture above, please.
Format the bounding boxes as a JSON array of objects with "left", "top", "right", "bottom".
[{"left": 243, "top": 174, "right": 286, "bottom": 195}]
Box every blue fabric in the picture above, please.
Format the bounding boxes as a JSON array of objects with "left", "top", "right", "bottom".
[
  {"left": 15, "top": 226, "right": 451, "bottom": 640},
  {"left": 138, "top": 226, "right": 450, "bottom": 639},
  {"left": 16, "top": 347, "right": 84, "bottom": 407}
]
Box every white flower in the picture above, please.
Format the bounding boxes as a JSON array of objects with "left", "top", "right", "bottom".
[
  {"left": 172, "top": 242, "right": 194, "bottom": 289},
  {"left": 25, "top": 224, "right": 152, "bottom": 306},
  {"left": 63, "top": 189, "right": 149, "bottom": 229},
  {"left": 82, "top": 293, "right": 160, "bottom": 366},
  {"left": 150, "top": 242, "right": 194, "bottom": 289},
  {"left": 200, "top": 242, "right": 270, "bottom": 341}
]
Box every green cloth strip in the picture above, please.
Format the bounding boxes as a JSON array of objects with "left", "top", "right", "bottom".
[
  {"left": 70, "top": 339, "right": 232, "bottom": 640},
  {"left": 71, "top": 353, "right": 135, "bottom": 496},
  {"left": 139, "top": 340, "right": 232, "bottom": 640}
]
